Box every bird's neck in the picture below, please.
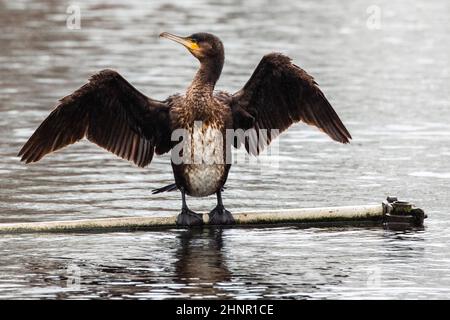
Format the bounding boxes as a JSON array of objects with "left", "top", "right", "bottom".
[{"left": 187, "top": 57, "right": 223, "bottom": 98}]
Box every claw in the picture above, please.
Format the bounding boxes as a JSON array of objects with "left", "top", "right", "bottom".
[
  {"left": 177, "top": 208, "right": 204, "bottom": 227},
  {"left": 208, "top": 205, "right": 235, "bottom": 225}
]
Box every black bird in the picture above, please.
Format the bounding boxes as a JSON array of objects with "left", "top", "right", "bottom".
[{"left": 18, "top": 32, "right": 352, "bottom": 226}]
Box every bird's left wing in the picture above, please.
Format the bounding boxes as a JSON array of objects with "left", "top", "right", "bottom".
[
  {"left": 18, "top": 69, "right": 172, "bottom": 167},
  {"left": 230, "top": 53, "right": 352, "bottom": 154}
]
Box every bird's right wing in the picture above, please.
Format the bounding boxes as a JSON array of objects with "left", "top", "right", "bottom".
[{"left": 18, "top": 69, "right": 172, "bottom": 167}]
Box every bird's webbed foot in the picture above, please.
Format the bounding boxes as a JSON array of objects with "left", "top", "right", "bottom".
[
  {"left": 177, "top": 208, "right": 204, "bottom": 227},
  {"left": 208, "top": 205, "right": 235, "bottom": 225}
]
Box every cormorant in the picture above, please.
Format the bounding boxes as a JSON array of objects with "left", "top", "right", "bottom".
[{"left": 18, "top": 32, "right": 352, "bottom": 226}]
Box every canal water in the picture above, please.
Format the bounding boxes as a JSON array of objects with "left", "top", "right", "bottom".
[{"left": 0, "top": 0, "right": 449, "bottom": 298}]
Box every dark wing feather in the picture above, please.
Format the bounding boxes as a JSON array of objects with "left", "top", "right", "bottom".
[
  {"left": 230, "top": 53, "right": 351, "bottom": 154},
  {"left": 18, "top": 69, "right": 172, "bottom": 167}
]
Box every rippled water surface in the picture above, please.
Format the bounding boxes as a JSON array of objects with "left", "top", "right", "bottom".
[{"left": 0, "top": 0, "right": 449, "bottom": 299}]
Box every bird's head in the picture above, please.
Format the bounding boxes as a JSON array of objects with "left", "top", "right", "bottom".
[{"left": 160, "top": 32, "right": 224, "bottom": 63}]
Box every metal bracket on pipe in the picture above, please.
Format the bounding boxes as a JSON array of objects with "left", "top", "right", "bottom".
[{"left": 382, "top": 196, "right": 427, "bottom": 227}]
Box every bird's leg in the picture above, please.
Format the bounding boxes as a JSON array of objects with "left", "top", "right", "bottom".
[
  {"left": 177, "top": 188, "right": 204, "bottom": 226},
  {"left": 208, "top": 190, "right": 235, "bottom": 225}
]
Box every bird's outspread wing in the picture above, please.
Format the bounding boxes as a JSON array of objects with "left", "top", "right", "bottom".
[
  {"left": 230, "top": 53, "right": 352, "bottom": 154},
  {"left": 18, "top": 69, "right": 172, "bottom": 167}
]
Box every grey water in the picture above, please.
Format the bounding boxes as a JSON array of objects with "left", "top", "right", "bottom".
[{"left": 0, "top": 0, "right": 449, "bottom": 299}]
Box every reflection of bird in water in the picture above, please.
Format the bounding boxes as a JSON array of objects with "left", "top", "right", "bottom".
[
  {"left": 18, "top": 32, "right": 351, "bottom": 226},
  {"left": 175, "top": 228, "right": 231, "bottom": 297}
]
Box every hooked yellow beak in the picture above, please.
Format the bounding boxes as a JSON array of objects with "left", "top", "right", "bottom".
[{"left": 159, "top": 32, "right": 200, "bottom": 51}]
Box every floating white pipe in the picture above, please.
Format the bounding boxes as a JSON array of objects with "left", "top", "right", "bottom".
[{"left": 0, "top": 204, "right": 383, "bottom": 234}]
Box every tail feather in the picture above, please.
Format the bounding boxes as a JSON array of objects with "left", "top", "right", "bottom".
[
  {"left": 152, "top": 183, "right": 178, "bottom": 194},
  {"left": 151, "top": 184, "right": 227, "bottom": 194}
]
